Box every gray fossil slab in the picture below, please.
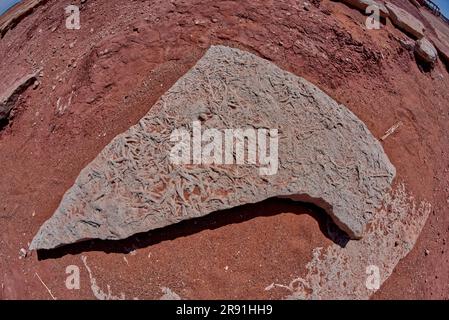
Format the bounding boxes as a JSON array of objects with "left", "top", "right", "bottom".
[{"left": 30, "top": 45, "right": 395, "bottom": 250}]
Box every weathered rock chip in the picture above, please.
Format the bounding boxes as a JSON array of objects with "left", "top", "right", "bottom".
[
  {"left": 30, "top": 45, "right": 395, "bottom": 250},
  {"left": 340, "top": 0, "right": 389, "bottom": 18},
  {"left": 415, "top": 37, "right": 438, "bottom": 65},
  {"left": 385, "top": 2, "right": 425, "bottom": 39}
]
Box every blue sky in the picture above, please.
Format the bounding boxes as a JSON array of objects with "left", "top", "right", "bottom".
[
  {"left": 433, "top": 0, "right": 449, "bottom": 18},
  {"left": 0, "top": 0, "right": 21, "bottom": 16}
]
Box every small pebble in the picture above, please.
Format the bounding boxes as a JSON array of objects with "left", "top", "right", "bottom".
[{"left": 19, "top": 248, "right": 27, "bottom": 259}]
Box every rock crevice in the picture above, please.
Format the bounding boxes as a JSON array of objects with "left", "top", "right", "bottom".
[{"left": 0, "top": 71, "right": 39, "bottom": 125}]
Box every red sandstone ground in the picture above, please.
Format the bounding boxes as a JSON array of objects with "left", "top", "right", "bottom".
[{"left": 0, "top": 0, "right": 448, "bottom": 299}]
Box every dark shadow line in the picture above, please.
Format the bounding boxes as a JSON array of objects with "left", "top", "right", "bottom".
[{"left": 37, "top": 197, "right": 350, "bottom": 260}]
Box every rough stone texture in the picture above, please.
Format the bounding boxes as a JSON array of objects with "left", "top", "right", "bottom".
[
  {"left": 415, "top": 37, "right": 438, "bottom": 65},
  {"left": 0, "top": 0, "right": 46, "bottom": 38},
  {"left": 431, "top": 30, "right": 449, "bottom": 66},
  {"left": 0, "top": 71, "right": 39, "bottom": 122},
  {"left": 339, "top": 0, "right": 389, "bottom": 18},
  {"left": 385, "top": 2, "right": 425, "bottom": 39},
  {"left": 30, "top": 45, "right": 395, "bottom": 250}
]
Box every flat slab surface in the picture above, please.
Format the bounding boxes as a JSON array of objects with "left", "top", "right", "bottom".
[
  {"left": 30, "top": 45, "right": 395, "bottom": 250},
  {"left": 386, "top": 2, "right": 425, "bottom": 38}
]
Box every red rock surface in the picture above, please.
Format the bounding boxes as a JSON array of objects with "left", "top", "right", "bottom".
[{"left": 0, "top": 0, "right": 448, "bottom": 299}]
